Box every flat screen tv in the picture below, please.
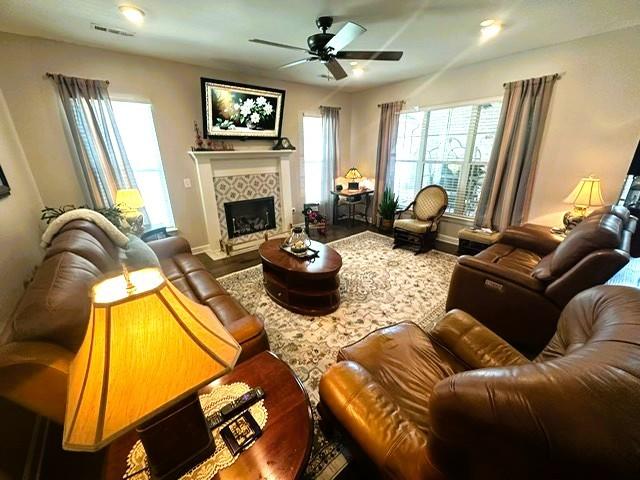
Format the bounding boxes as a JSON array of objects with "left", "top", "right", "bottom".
[{"left": 201, "top": 78, "right": 286, "bottom": 139}]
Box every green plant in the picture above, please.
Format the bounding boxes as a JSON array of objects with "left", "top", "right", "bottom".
[
  {"left": 41, "top": 204, "right": 126, "bottom": 230},
  {"left": 377, "top": 187, "right": 399, "bottom": 220}
]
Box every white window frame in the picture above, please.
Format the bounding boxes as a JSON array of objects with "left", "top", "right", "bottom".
[
  {"left": 301, "top": 112, "right": 323, "bottom": 205},
  {"left": 111, "top": 97, "right": 176, "bottom": 229},
  {"left": 396, "top": 96, "right": 502, "bottom": 220}
]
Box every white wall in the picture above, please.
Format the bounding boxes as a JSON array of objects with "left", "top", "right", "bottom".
[
  {"left": 0, "top": 32, "right": 353, "bottom": 248},
  {"left": 0, "top": 88, "right": 43, "bottom": 326},
  {"left": 351, "top": 26, "right": 640, "bottom": 234}
]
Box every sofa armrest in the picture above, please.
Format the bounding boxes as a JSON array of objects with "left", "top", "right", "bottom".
[
  {"left": 499, "top": 224, "right": 562, "bottom": 256},
  {"left": 458, "top": 255, "right": 546, "bottom": 292},
  {"left": 429, "top": 310, "right": 529, "bottom": 370},
  {"left": 147, "top": 236, "right": 192, "bottom": 260},
  {"left": 319, "top": 362, "right": 444, "bottom": 479},
  {"left": 0, "top": 341, "right": 73, "bottom": 424}
]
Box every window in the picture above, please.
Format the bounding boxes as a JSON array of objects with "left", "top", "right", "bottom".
[
  {"left": 303, "top": 114, "right": 323, "bottom": 204},
  {"left": 393, "top": 100, "right": 502, "bottom": 218},
  {"left": 112, "top": 101, "right": 175, "bottom": 228}
]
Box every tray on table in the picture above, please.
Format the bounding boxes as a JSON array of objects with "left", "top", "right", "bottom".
[{"left": 279, "top": 243, "right": 319, "bottom": 260}]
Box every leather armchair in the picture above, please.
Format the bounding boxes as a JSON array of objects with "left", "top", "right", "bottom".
[
  {"left": 319, "top": 285, "right": 640, "bottom": 479},
  {"left": 446, "top": 206, "right": 636, "bottom": 354}
]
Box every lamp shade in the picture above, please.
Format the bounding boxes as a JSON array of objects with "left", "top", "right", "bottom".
[
  {"left": 115, "top": 188, "right": 144, "bottom": 211},
  {"left": 562, "top": 176, "right": 605, "bottom": 208},
  {"left": 63, "top": 268, "right": 241, "bottom": 451},
  {"left": 345, "top": 167, "right": 363, "bottom": 180}
]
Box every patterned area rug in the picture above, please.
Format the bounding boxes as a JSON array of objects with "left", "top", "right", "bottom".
[{"left": 216, "top": 231, "right": 457, "bottom": 479}]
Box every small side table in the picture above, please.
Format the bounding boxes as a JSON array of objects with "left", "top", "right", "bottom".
[
  {"left": 458, "top": 227, "right": 501, "bottom": 256},
  {"left": 102, "top": 352, "right": 313, "bottom": 480},
  {"left": 330, "top": 189, "right": 374, "bottom": 226}
]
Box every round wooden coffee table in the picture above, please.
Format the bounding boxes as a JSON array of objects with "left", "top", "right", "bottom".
[
  {"left": 259, "top": 239, "right": 342, "bottom": 316},
  {"left": 102, "top": 352, "right": 313, "bottom": 480}
]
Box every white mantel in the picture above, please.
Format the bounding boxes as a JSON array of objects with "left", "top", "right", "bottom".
[{"left": 189, "top": 149, "right": 294, "bottom": 259}]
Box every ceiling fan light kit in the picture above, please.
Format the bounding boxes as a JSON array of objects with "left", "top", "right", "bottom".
[{"left": 249, "top": 16, "right": 404, "bottom": 81}]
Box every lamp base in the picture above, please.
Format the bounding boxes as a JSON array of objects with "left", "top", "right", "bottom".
[
  {"left": 562, "top": 206, "right": 587, "bottom": 231},
  {"left": 136, "top": 393, "right": 214, "bottom": 480}
]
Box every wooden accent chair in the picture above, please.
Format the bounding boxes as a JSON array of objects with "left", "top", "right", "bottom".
[{"left": 393, "top": 185, "right": 448, "bottom": 254}]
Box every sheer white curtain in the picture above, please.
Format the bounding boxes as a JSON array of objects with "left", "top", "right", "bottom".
[{"left": 320, "top": 106, "right": 340, "bottom": 223}]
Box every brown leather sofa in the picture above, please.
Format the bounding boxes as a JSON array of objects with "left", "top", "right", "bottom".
[
  {"left": 446, "top": 205, "right": 636, "bottom": 354},
  {"left": 319, "top": 285, "right": 640, "bottom": 479},
  {"left": 0, "top": 219, "right": 268, "bottom": 424}
]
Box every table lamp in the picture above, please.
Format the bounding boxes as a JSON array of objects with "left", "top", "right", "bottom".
[
  {"left": 63, "top": 267, "right": 241, "bottom": 479},
  {"left": 345, "top": 167, "right": 363, "bottom": 190},
  {"left": 562, "top": 175, "right": 605, "bottom": 230},
  {"left": 116, "top": 188, "right": 145, "bottom": 235}
]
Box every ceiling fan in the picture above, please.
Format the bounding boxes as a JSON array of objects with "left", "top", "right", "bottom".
[{"left": 249, "top": 16, "right": 403, "bottom": 80}]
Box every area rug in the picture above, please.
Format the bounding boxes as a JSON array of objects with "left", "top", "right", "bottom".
[{"left": 216, "top": 231, "right": 458, "bottom": 479}]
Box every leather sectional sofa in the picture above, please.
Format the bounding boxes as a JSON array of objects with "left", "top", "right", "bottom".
[
  {"left": 319, "top": 285, "right": 640, "bottom": 479},
  {"left": 0, "top": 219, "right": 268, "bottom": 424},
  {"left": 446, "top": 205, "right": 636, "bottom": 354}
]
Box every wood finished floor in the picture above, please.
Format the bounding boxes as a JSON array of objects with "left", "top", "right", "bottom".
[{"left": 197, "top": 220, "right": 457, "bottom": 278}]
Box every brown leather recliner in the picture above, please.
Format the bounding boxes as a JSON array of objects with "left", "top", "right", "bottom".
[
  {"left": 319, "top": 285, "right": 640, "bottom": 479},
  {"left": 446, "top": 205, "right": 636, "bottom": 354},
  {"left": 0, "top": 219, "right": 268, "bottom": 424}
]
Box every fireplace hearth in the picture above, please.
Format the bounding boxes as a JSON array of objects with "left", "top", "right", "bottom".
[{"left": 224, "top": 197, "right": 276, "bottom": 238}]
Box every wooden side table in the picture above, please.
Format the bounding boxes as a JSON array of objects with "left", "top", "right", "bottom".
[
  {"left": 259, "top": 239, "right": 342, "bottom": 316},
  {"left": 331, "top": 189, "right": 374, "bottom": 225},
  {"left": 102, "top": 352, "right": 313, "bottom": 480}
]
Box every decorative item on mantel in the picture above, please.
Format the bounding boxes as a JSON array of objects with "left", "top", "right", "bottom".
[
  {"left": 192, "top": 121, "right": 210, "bottom": 151},
  {"left": 272, "top": 137, "right": 296, "bottom": 150}
]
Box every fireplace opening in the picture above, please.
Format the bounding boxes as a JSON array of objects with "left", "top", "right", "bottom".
[{"left": 224, "top": 197, "right": 276, "bottom": 238}]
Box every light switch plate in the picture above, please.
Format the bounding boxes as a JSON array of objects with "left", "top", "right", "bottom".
[{"left": 183, "top": 178, "right": 192, "bottom": 188}]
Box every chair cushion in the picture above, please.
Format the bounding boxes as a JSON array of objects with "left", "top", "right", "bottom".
[
  {"left": 394, "top": 218, "right": 434, "bottom": 233},
  {"left": 414, "top": 186, "right": 447, "bottom": 221},
  {"left": 337, "top": 322, "right": 454, "bottom": 434},
  {"left": 476, "top": 244, "right": 542, "bottom": 275}
]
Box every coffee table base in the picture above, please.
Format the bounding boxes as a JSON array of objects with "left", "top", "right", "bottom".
[{"left": 262, "top": 269, "right": 340, "bottom": 316}]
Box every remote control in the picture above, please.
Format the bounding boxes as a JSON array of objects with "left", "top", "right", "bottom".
[{"left": 207, "top": 387, "right": 265, "bottom": 430}]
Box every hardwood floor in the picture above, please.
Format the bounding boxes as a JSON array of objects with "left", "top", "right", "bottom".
[{"left": 197, "top": 220, "right": 457, "bottom": 278}]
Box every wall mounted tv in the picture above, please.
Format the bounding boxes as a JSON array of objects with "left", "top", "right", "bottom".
[{"left": 201, "top": 78, "right": 286, "bottom": 139}]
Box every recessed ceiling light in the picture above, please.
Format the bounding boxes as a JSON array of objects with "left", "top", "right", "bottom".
[
  {"left": 480, "top": 19, "right": 502, "bottom": 39},
  {"left": 350, "top": 61, "right": 358, "bottom": 66},
  {"left": 352, "top": 67, "right": 364, "bottom": 78},
  {"left": 119, "top": 5, "right": 145, "bottom": 25}
]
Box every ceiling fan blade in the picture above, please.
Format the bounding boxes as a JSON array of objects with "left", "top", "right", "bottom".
[
  {"left": 249, "top": 39, "right": 310, "bottom": 53},
  {"left": 336, "top": 50, "right": 403, "bottom": 61},
  {"left": 279, "top": 57, "right": 317, "bottom": 69},
  {"left": 325, "top": 21, "right": 366, "bottom": 53},
  {"left": 325, "top": 58, "right": 348, "bottom": 80}
]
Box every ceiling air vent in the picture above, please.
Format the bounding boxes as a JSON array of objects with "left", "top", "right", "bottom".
[{"left": 91, "top": 23, "right": 135, "bottom": 37}]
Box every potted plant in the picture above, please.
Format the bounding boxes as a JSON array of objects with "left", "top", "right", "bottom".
[{"left": 378, "top": 187, "right": 399, "bottom": 231}]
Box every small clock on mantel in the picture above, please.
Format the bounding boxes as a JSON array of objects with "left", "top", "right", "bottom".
[{"left": 272, "top": 137, "right": 296, "bottom": 150}]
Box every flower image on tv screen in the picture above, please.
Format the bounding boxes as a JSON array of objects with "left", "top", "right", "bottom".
[{"left": 201, "top": 78, "right": 285, "bottom": 139}]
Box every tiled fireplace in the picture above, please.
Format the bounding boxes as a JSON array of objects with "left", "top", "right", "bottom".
[{"left": 189, "top": 149, "right": 293, "bottom": 259}]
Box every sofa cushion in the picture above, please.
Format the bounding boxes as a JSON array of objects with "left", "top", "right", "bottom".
[{"left": 10, "top": 253, "right": 102, "bottom": 351}]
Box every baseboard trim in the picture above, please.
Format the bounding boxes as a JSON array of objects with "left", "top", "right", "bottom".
[{"left": 437, "top": 233, "right": 459, "bottom": 246}]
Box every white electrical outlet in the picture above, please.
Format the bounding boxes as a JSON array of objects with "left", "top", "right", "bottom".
[{"left": 183, "top": 178, "right": 192, "bottom": 188}]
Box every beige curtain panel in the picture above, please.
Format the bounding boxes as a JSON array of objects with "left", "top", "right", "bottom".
[
  {"left": 373, "top": 100, "right": 405, "bottom": 223},
  {"left": 475, "top": 74, "right": 558, "bottom": 231},
  {"left": 52, "top": 74, "right": 139, "bottom": 209},
  {"left": 320, "top": 106, "right": 340, "bottom": 224}
]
